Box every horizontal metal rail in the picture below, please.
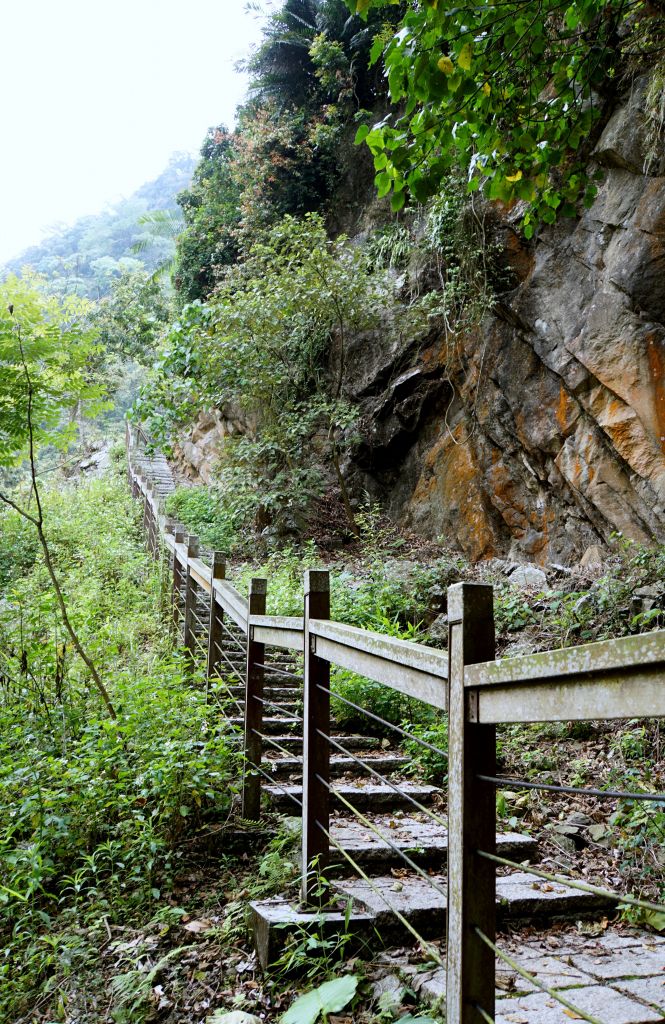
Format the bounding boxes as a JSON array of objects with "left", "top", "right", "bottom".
[
  {"left": 466, "top": 629, "right": 665, "bottom": 724},
  {"left": 250, "top": 614, "right": 304, "bottom": 651},
  {"left": 310, "top": 619, "right": 448, "bottom": 709}
]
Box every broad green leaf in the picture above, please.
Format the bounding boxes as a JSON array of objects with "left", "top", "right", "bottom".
[
  {"left": 458, "top": 43, "right": 472, "bottom": 70},
  {"left": 282, "top": 976, "right": 358, "bottom": 1024},
  {"left": 437, "top": 55, "right": 454, "bottom": 75},
  {"left": 354, "top": 124, "right": 370, "bottom": 145}
]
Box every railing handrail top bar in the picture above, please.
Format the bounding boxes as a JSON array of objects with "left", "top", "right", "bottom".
[
  {"left": 466, "top": 628, "right": 665, "bottom": 689},
  {"left": 249, "top": 614, "right": 304, "bottom": 631},
  {"left": 309, "top": 618, "right": 449, "bottom": 679}
]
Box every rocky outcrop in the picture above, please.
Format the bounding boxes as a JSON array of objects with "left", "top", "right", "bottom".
[
  {"left": 172, "top": 409, "right": 250, "bottom": 484},
  {"left": 348, "top": 79, "right": 665, "bottom": 564}
]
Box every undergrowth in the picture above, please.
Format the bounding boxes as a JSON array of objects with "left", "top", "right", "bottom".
[{"left": 0, "top": 464, "right": 239, "bottom": 1020}]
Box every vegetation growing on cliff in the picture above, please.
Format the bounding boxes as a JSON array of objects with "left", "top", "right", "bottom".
[{"left": 349, "top": 0, "right": 664, "bottom": 232}]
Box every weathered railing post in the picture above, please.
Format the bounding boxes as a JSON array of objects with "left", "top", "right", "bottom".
[
  {"left": 142, "top": 486, "right": 151, "bottom": 545},
  {"left": 206, "top": 552, "right": 226, "bottom": 688},
  {"left": 243, "top": 578, "right": 267, "bottom": 820},
  {"left": 302, "top": 569, "right": 331, "bottom": 904},
  {"left": 446, "top": 583, "right": 497, "bottom": 1024},
  {"left": 172, "top": 528, "right": 185, "bottom": 635},
  {"left": 183, "top": 535, "right": 200, "bottom": 660}
]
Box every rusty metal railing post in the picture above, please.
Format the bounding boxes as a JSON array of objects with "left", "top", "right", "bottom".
[
  {"left": 206, "top": 553, "right": 226, "bottom": 692},
  {"left": 446, "top": 583, "right": 497, "bottom": 1024},
  {"left": 183, "top": 535, "right": 200, "bottom": 661},
  {"left": 243, "top": 578, "right": 267, "bottom": 820},
  {"left": 302, "top": 569, "right": 330, "bottom": 904}
]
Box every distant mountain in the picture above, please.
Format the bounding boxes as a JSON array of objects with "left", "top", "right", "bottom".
[{"left": 2, "top": 153, "right": 195, "bottom": 298}]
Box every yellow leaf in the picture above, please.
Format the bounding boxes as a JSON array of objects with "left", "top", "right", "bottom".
[
  {"left": 563, "top": 1011, "right": 584, "bottom": 1020},
  {"left": 506, "top": 170, "right": 523, "bottom": 182},
  {"left": 458, "top": 43, "right": 472, "bottom": 71},
  {"left": 482, "top": 82, "right": 491, "bottom": 96},
  {"left": 437, "top": 55, "right": 454, "bottom": 75}
]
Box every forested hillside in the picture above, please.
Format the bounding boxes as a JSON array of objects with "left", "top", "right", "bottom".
[{"left": 2, "top": 152, "right": 194, "bottom": 298}]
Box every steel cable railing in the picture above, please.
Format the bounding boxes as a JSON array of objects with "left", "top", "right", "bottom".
[
  {"left": 251, "top": 662, "right": 303, "bottom": 681},
  {"left": 315, "top": 818, "right": 445, "bottom": 968},
  {"left": 316, "top": 774, "right": 449, "bottom": 901},
  {"left": 477, "top": 849, "right": 665, "bottom": 916},
  {"left": 327, "top": 687, "right": 449, "bottom": 762},
  {"left": 253, "top": 694, "right": 303, "bottom": 723},
  {"left": 249, "top": 762, "right": 303, "bottom": 810},
  {"left": 477, "top": 774, "right": 665, "bottom": 803},
  {"left": 252, "top": 729, "right": 303, "bottom": 763},
  {"left": 317, "top": 722, "right": 449, "bottom": 829},
  {"left": 216, "top": 615, "right": 246, "bottom": 652}
]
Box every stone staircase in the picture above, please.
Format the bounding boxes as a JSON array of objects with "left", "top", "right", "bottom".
[{"left": 243, "top": 666, "right": 610, "bottom": 968}]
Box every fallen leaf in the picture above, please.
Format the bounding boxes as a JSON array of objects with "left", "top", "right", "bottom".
[{"left": 183, "top": 918, "right": 213, "bottom": 933}]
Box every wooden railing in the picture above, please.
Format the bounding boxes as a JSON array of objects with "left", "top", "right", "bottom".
[{"left": 127, "top": 426, "right": 665, "bottom": 1024}]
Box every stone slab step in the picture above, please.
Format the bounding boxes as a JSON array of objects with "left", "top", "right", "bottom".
[
  {"left": 326, "top": 814, "right": 537, "bottom": 869},
  {"left": 335, "top": 870, "right": 613, "bottom": 938},
  {"left": 264, "top": 781, "right": 440, "bottom": 813},
  {"left": 228, "top": 715, "right": 301, "bottom": 734},
  {"left": 227, "top": 733, "right": 383, "bottom": 752},
  {"left": 265, "top": 755, "right": 410, "bottom": 780}
]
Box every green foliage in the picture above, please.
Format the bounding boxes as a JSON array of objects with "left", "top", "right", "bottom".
[
  {"left": 136, "top": 214, "right": 397, "bottom": 536},
  {"left": 402, "top": 719, "right": 448, "bottom": 785},
  {"left": 0, "top": 469, "right": 238, "bottom": 1018},
  {"left": 0, "top": 275, "right": 107, "bottom": 467},
  {"left": 350, "top": 0, "right": 658, "bottom": 229},
  {"left": 0, "top": 505, "right": 38, "bottom": 588},
  {"left": 165, "top": 485, "right": 240, "bottom": 553},
  {"left": 90, "top": 268, "right": 171, "bottom": 363},
  {"left": 175, "top": 127, "right": 241, "bottom": 303},
  {"left": 281, "top": 974, "right": 359, "bottom": 1024}
]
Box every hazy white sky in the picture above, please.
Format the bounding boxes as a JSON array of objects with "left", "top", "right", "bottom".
[{"left": 0, "top": 0, "right": 269, "bottom": 264}]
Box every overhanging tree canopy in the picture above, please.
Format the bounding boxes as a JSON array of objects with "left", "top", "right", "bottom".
[{"left": 349, "top": 0, "right": 660, "bottom": 233}]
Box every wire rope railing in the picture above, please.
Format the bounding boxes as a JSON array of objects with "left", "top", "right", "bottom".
[
  {"left": 251, "top": 661, "right": 304, "bottom": 682},
  {"left": 328, "top": 688, "right": 449, "bottom": 761},
  {"left": 316, "top": 818, "right": 445, "bottom": 968},
  {"left": 477, "top": 849, "right": 665, "bottom": 916},
  {"left": 252, "top": 729, "right": 303, "bottom": 763},
  {"left": 253, "top": 695, "right": 303, "bottom": 723},
  {"left": 128, "top": 428, "right": 665, "bottom": 1024},
  {"left": 317, "top": 726, "right": 448, "bottom": 829},
  {"left": 315, "top": 773, "right": 449, "bottom": 901}
]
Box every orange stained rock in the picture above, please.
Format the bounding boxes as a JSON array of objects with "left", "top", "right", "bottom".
[
  {"left": 411, "top": 426, "right": 497, "bottom": 560},
  {"left": 646, "top": 331, "right": 665, "bottom": 456}
]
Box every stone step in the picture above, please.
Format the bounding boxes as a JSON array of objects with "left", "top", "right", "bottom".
[
  {"left": 265, "top": 754, "right": 409, "bottom": 781},
  {"left": 335, "top": 870, "right": 613, "bottom": 939},
  {"left": 325, "top": 814, "right": 537, "bottom": 870},
  {"left": 234, "top": 733, "right": 383, "bottom": 752},
  {"left": 264, "top": 781, "right": 440, "bottom": 813},
  {"left": 228, "top": 715, "right": 301, "bottom": 734},
  {"left": 250, "top": 872, "right": 611, "bottom": 970}
]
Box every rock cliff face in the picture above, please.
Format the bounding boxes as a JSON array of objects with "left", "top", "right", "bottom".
[{"left": 347, "top": 81, "right": 665, "bottom": 564}]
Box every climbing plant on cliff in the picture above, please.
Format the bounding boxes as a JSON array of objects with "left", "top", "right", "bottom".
[
  {"left": 134, "top": 214, "right": 437, "bottom": 538},
  {"left": 350, "top": 0, "right": 662, "bottom": 233}
]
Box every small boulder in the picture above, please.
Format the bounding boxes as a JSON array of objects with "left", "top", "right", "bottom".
[
  {"left": 427, "top": 613, "right": 449, "bottom": 644},
  {"left": 508, "top": 564, "right": 548, "bottom": 588},
  {"left": 580, "top": 545, "right": 604, "bottom": 571}
]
